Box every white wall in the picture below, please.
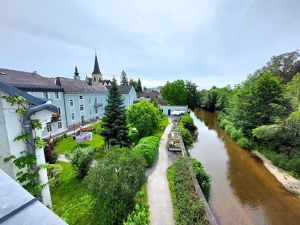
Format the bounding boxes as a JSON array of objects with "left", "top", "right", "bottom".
[{"left": 160, "top": 105, "right": 188, "bottom": 115}]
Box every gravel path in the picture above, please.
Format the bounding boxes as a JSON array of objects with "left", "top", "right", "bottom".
[{"left": 147, "top": 121, "right": 177, "bottom": 225}]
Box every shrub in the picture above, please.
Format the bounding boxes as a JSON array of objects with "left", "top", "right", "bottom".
[
  {"left": 132, "top": 136, "right": 160, "bottom": 167},
  {"left": 85, "top": 148, "right": 146, "bottom": 225},
  {"left": 47, "top": 164, "right": 62, "bottom": 188},
  {"left": 167, "top": 157, "right": 207, "bottom": 225},
  {"left": 237, "top": 137, "right": 253, "bottom": 149},
  {"left": 180, "top": 113, "right": 196, "bottom": 132},
  {"left": 68, "top": 147, "right": 95, "bottom": 179},
  {"left": 190, "top": 157, "right": 211, "bottom": 200},
  {"left": 180, "top": 128, "right": 193, "bottom": 149},
  {"left": 44, "top": 139, "right": 57, "bottom": 163},
  {"left": 123, "top": 204, "right": 149, "bottom": 225}
]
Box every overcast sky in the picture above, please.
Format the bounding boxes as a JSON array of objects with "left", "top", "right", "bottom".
[{"left": 0, "top": 0, "right": 299, "bottom": 89}]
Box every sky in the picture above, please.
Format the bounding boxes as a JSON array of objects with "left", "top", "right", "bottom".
[{"left": 0, "top": 0, "right": 299, "bottom": 89}]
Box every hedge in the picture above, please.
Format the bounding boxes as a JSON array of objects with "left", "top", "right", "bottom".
[{"left": 132, "top": 136, "right": 160, "bottom": 167}]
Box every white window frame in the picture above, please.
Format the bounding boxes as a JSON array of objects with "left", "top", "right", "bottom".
[
  {"left": 46, "top": 123, "right": 52, "bottom": 133},
  {"left": 57, "top": 107, "right": 61, "bottom": 115},
  {"left": 57, "top": 121, "right": 62, "bottom": 129},
  {"left": 71, "top": 113, "right": 75, "bottom": 121},
  {"left": 69, "top": 99, "right": 74, "bottom": 107},
  {"left": 80, "top": 104, "right": 84, "bottom": 111}
]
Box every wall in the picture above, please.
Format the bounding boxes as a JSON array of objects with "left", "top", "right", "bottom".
[{"left": 160, "top": 105, "right": 188, "bottom": 115}]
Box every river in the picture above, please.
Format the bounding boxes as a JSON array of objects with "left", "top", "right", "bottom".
[{"left": 189, "top": 108, "right": 300, "bottom": 225}]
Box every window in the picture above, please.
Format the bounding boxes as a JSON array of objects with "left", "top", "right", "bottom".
[
  {"left": 79, "top": 95, "right": 83, "bottom": 100},
  {"left": 46, "top": 123, "right": 52, "bottom": 133},
  {"left": 57, "top": 107, "right": 61, "bottom": 115},
  {"left": 71, "top": 113, "right": 75, "bottom": 120},
  {"left": 95, "top": 108, "right": 98, "bottom": 113},
  {"left": 89, "top": 98, "right": 91, "bottom": 103},
  {"left": 43, "top": 91, "right": 48, "bottom": 99},
  {"left": 94, "top": 98, "right": 97, "bottom": 104},
  {"left": 69, "top": 99, "right": 74, "bottom": 107},
  {"left": 54, "top": 91, "right": 59, "bottom": 99},
  {"left": 57, "top": 121, "right": 62, "bottom": 129},
  {"left": 80, "top": 104, "right": 84, "bottom": 111}
]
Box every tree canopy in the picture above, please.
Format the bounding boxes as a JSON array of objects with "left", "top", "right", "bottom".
[{"left": 161, "top": 80, "right": 188, "bottom": 105}]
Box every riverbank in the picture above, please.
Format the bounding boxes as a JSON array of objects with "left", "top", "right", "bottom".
[{"left": 253, "top": 151, "right": 300, "bottom": 197}]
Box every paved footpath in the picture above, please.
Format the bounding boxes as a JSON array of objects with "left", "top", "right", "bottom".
[{"left": 147, "top": 120, "right": 177, "bottom": 225}]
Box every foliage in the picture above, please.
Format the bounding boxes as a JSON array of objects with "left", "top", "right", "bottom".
[
  {"left": 167, "top": 157, "right": 208, "bottom": 225},
  {"left": 151, "top": 115, "right": 169, "bottom": 139},
  {"left": 51, "top": 162, "right": 95, "bottom": 225},
  {"left": 47, "top": 163, "right": 62, "bottom": 188},
  {"left": 44, "top": 139, "right": 57, "bottom": 163},
  {"left": 161, "top": 80, "right": 188, "bottom": 105},
  {"left": 137, "top": 78, "right": 142, "bottom": 93},
  {"left": 186, "top": 81, "right": 198, "bottom": 109},
  {"left": 123, "top": 184, "right": 150, "bottom": 225},
  {"left": 129, "top": 78, "right": 142, "bottom": 93},
  {"left": 121, "top": 70, "right": 129, "bottom": 85},
  {"left": 68, "top": 147, "right": 95, "bottom": 179},
  {"left": 85, "top": 148, "right": 146, "bottom": 225},
  {"left": 190, "top": 158, "right": 211, "bottom": 200},
  {"left": 127, "top": 100, "right": 161, "bottom": 137},
  {"left": 263, "top": 50, "right": 300, "bottom": 84},
  {"left": 180, "top": 128, "right": 193, "bottom": 149},
  {"left": 101, "top": 79, "right": 130, "bottom": 147},
  {"left": 179, "top": 113, "right": 196, "bottom": 132},
  {"left": 132, "top": 136, "right": 160, "bottom": 167}
]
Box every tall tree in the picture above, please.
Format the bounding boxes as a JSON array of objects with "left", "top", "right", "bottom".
[
  {"left": 101, "top": 79, "right": 130, "bottom": 147},
  {"left": 161, "top": 80, "right": 188, "bottom": 105},
  {"left": 263, "top": 50, "right": 300, "bottom": 84},
  {"left": 120, "top": 70, "right": 128, "bottom": 85},
  {"left": 137, "top": 78, "right": 142, "bottom": 92},
  {"left": 129, "top": 79, "right": 138, "bottom": 92},
  {"left": 185, "top": 81, "right": 198, "bottom": 109}
]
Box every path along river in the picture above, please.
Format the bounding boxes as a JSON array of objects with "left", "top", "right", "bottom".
[{"left": 189, "top": 108, "right": 300, "bottom": 225}]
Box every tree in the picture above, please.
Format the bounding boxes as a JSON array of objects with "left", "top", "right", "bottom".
[
  {"left": 227, "top": 70, "right": 285, "bottom": 135},
  {"left": 120, "top": 70, "right": 128, "bottom": 85},
  {"left": 129, "top": 79, "right": 138, "bottom": 92},
  {"left": 185, "top": 81, "right": 198, "bottom": 109},
  {"left": 161, "top": 80, "right": 188, "bottom": 105},
  {"left": 86, "top": 148, "right": 146, "bottom": 225},
  {"left": 68, "top": 147, "right": 94, "bottom": 178},
  {"left": 102, "top": 79, "right": 130, "bottom": 147},
  {"left": 127, "top": 100, "right": 161, "bottom": 137},
  {"left": 137, "top": 78, "right": 142, "bottom": 92},
  {"left": 263, "top": 50, "right": 300, "bottom": 84}
]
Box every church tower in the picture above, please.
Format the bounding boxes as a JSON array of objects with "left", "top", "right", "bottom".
[
  {"left": 91, "top": 52, "right": 103, "bottom": 83},
  {"left": 74, "top": 66, "right": 80, "bottom": 80}
]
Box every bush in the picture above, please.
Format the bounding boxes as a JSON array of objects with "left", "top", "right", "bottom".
[
  {"left": 167, "top": 157, "right": 207, "bottom": 225},
  {"left": 180, "top": 114, "right": 196, "bottom": 132},
  {"left": 190, "top": 158, "right": 211, "bottom": 200},
  {"left": 180, "top": 128, "right": 193, "bottom": 149},
  {"left": 44, "top": 139, "right": 57, "bottom": 163},
  {"left": 132, "top": 136, "right": 160, "bottom": 167},
  {"left": 68, "top": 147, "right": 95, "bottom": 179},
  {"left": 47, "top": 164, "right": 62, "bottom": 188},
  {"left": 236, "top": 137, "right": 253, "bottom": 149},
  {"left": 85, "top": 148, "right": 146, "bottom": 225},
  {"left": 123, "top": 204, "right": 149, "bottom": 225}
]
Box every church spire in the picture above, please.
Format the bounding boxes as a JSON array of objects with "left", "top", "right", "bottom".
[
  {"left": 92, "top": 51, "right": 101, "bottom": 75},
  {"left": 74, "top": 66, "right": 80, "bottom": 80}
]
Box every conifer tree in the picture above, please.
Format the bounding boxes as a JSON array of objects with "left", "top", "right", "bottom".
[
  {"left": 101, "top": 79, "right": 130, "bottom": 148},
  {"left": 137, "top": 78, "right": 142, "bottom": 92},
  {"left": 120, "top": 70, "right": 128, "bottom": 85}
]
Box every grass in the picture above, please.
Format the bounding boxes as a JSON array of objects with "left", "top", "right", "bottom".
[
  {"left": 51, "top": 162, "right": 95, "bottom": 225},
  {"left": 152, "top": 115, "right": 169, "bottom": 139},
  {"left": 54, "top": 133, "right": 105, "bottom": 156}
]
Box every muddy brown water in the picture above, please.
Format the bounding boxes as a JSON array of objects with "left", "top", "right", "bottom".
[{"left": 189, "top": 108, "right": 300, "bottom": 225}]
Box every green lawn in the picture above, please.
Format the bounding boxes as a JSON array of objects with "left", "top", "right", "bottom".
[
  {"left": 152, "top": 116, "right": 169, "bottom": 139},
  {"left": 54, "top": 133, "right": 105, "bottom": 155},
  {"left": 51, "top": 162, "right": 95, "bottom": 225}
]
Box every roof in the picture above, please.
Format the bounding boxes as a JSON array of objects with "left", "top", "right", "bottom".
[
  {"left": 118, "top": 85, "right": 133, "bottom": 94},
  {"left": 0, "top": 81, "right": 57, "bottom": 113},
  {"left": 0, "top": 68, "right": 63, "bottom": 92},
  {"left": 56, "top": 77, "right": 107, "bottom": 94},
  {"left": 0, "top": 169, "right": 67, "bottom": 225},
  {"left": 138, "top": 91, "right": 160, "bottom": 98},
  {"left": 92, "top": 53, "right": 101, "bottom": 75}
]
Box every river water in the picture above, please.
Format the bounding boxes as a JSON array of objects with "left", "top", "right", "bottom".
[{"left": 189, "top": 108, "right": 300, "bottom": 225}]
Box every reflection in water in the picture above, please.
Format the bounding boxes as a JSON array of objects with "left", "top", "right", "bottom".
[{"left": 190, "top": 108, "right": 300, "bottom": 225}]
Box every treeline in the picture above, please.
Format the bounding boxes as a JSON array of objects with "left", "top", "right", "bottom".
[{"left": 161, "top": 51, "right": 300, "bottom": 177}]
